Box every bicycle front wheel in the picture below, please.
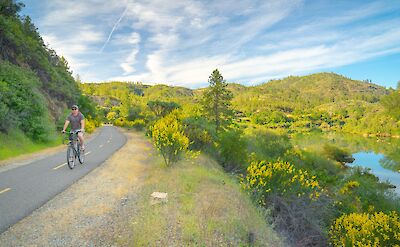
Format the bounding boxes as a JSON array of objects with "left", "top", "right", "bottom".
[
  {"left": 77, "top": 143, "right": 84, "bottom": 164},
  {"left": 67, "top": 145, "right": 75, "bottom": 169}
]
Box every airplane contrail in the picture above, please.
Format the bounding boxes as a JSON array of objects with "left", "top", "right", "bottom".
[{"left": 100, "top": 5, "right": 129, "bottom": 53}]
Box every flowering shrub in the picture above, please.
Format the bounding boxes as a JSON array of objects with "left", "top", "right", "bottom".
[
  {"left": 329, "top": 211, "right": 400, "bottom": 246},
  {"left": 129, "top": 119, "right": 145, "bottom": 130},
  {"left": 241, "top": 160, "right": 321, "bottom": 205},
  {"left": 85, "top": 118, "right": 97, "bottom": 133},
  {"left": 339, "top": 180, "right": 360, "bottom": 194},
  {"left": 151, "top": 110, "right": 189, "bottom": 166}
]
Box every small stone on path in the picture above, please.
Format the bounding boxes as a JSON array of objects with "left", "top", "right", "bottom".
[{"left": 150, "top": 192, "right": 168, "bottom": 205}]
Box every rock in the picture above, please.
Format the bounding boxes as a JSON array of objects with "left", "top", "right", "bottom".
[
  {"left": 150, "top": 192, "right": 168, "bottom": 205},
  {"left": 121, "top": 197, "right": 128, "bottom": 206}
]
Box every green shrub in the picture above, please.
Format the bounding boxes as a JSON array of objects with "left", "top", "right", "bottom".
[
  {"left": 182, "top": 116, "right": 216, "bottom": 151},
  {"left": 151, "top": 110, "right": 189, "bottom": 166},
  {"left": 147, "top": 100, "right": 180, "bottom": 117},
  {"left": 245, "top": 128, "right": 292, "bottom": 162},
  {"left": 216, "top": 128, "right": 247, "bottom": 171},
  {"left": 0, "top": 61, "right": 53, "bottom": 141},
  {"left": 130, "top": 119, "right": 145, "bottom": 130}
]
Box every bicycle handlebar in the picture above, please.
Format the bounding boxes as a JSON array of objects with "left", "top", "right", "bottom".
[{"left": 69, "top": 129, "right": 83, "bottom": 134}]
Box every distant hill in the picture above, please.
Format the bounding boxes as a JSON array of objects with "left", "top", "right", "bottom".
[
  {"left": 230, "top": 73, "right": 389, "bottom": 113},
  {"left": 143, "top": 84, "right": 194, "bottom": 99},
  {"left": 81, "top": 82, "right": 194, "bottom": 106},
  {"left": 83, "top": 73, "right": 389, "bottom": 113}
]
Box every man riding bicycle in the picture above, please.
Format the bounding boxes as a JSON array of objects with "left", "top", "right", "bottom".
[{"left": 62, "top": 105, "right": 85, "bottom": 151}]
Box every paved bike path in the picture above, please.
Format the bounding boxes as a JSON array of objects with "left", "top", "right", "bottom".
[{"left": 0, "top": 126, "right": 127, "bottom": 234}]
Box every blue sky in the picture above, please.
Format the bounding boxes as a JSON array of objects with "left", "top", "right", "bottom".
[{"left": 21, "top": 0, "right": 400, "bottom": 88}]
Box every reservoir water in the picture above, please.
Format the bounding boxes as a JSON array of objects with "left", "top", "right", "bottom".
[
  {"left": 292, "top": 132, "right": 400, "bottom": 195},
  {"left": 350, "top": 152, "right": 400, "bottom": 194}
]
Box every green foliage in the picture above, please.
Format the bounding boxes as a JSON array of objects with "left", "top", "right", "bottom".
[
  {"left": 151, "top": 110, "right": 189, "bottom": 166},
  {"left": 216, "top": 128, "right": 247, "bottom": 171},
  {"left": 0, "top": 61, "right": 52, "bottom": 141},
  {"left": 182, "top": 116, "right": 216, "bottom": 151},
  {"left": 0, "top": 0, "right": 24, "bottom": 17},
  {"left": 201, "top": 69, "right": 233, "bottom": 133},
  {"left": 245, "top": 128, "right": 292, "bottom": 161},
  {"left": 0, "top": 9, "right": 80, "bottom": 105},
  {"left": 78, "top": 94, "right": 97, "bottom": 120},
  {"left": 130, "top": 119, "right": 145, "bottom": 130},
  {"left": 0, "top": 1, "right": 96, "bottom": 146},
  {"left": 0, "top": 128, "right": 61, "bottom": 160},
  {"left": 381, "top": 89, "right": 400, "bottom": 120},
  {"left": 147, "top": 100, "right": 180, "bottom": 117}
]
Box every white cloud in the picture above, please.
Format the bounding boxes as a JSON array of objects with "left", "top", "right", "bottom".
[{"left": 27, "top": 0, "right": 400, "bottom": 86}]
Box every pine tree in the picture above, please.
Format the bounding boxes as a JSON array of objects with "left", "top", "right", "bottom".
[{"left": 201, "top": 69, "right": 233, "bottom": 133}]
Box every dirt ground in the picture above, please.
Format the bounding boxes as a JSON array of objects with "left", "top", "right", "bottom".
[{"left": 0, "top": 130, "right": 152, "bottom": 246}]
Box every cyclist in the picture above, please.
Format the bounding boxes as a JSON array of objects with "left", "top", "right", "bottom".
[{"left": 62, "top": 104, "right": 85, "bottom": 151}]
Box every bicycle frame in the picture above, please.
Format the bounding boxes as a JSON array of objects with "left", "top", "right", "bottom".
[{"left": 65, "top": 130, "right": 84, "bottom": 169}]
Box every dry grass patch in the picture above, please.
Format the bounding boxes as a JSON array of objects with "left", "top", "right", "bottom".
[{"left": 124, "top": 154, "right": 283, "bottom": 246}]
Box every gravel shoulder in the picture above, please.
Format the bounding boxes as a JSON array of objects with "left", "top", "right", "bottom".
[{"left": 0, "top": 129, "right": 152, "bottom": 246}]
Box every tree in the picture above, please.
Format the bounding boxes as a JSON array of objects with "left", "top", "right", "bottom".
[
  {"left": 201, "top": 69, "right": 233, "bottom": 133},
  {"left": 381, "top": 89, "right": 400, "bottom": 120},
  {"left": 147, "top": 100, "right": 180, "bottom": 117},
  {"left": 0, "top": 0, "right": 24, "bottom": 17}
]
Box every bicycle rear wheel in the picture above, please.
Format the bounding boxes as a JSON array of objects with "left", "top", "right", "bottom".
[
  {"left": 67, "top": 145, "right": 75, "bottom": 169},
  {"left": 77, "top": 143, "right": 84, "bottom": 164}
]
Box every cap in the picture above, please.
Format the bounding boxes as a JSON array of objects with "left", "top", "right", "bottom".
[{"left": 71, "top": 104, "right": 79, "bottom": 109}]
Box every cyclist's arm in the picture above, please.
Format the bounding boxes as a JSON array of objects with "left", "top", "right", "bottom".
[
  {"left": 62, "top": 120, "right": 70, "bottom": 132},
  {"left": 80, "top": 119, "right": 85, "bottom": 132}
]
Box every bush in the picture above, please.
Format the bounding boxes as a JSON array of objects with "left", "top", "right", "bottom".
[
  {"left": 85, "top": 117, "right": 97, "bottom": 133},
  {"left": 130, "top": 119, "right": 145, "bottom": 130},
  {"left": 182, "top": 116, "right": 216, "bottom": 151},
  {"left": 216, "top": 128, "right": 247, "bottom": 172},
  {"left": 242, "top": 160, "right": 329, "bottom": 246},
  {"left": 0, "top": 61, "right": 53, "bottom": 141},
  {"left": 113, "top": 117, "right": 126, "bottom": 127},
  {"left": 329, "top": 211, "right": 400, "bottom": 246},
  {"left": 147, "top": 100, "right": 180, "bottom": 117},
  {"left": 244, "top": 128, "right": 292, "bottom": 162},
  {"left": 151, "top": 110, "right": 189, "bottom": 166},
  {"left": 241, "top": 160, "right": 321, "bottom": 205}
]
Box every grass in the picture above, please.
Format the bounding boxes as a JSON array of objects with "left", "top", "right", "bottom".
[
  {"left": 119, "top": 153, "right": 283, "bottom": 246},
  {"left": 0, "top": 129, "right": 62, "bottom": 161}
]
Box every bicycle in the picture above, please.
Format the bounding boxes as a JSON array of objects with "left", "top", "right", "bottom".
[{"left": 64, "top": 129, "right": 84, "bottom": 169}]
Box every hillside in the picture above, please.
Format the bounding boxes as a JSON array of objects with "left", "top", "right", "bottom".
[
  {"left": 0, "top": 2, "right": 81, "bottom": 118},
  {"left": 231, "top": 72, "right": 389, "bottom": 113},
  {"left": 0, "top": 1, "right": 94, "bottom": 159}
]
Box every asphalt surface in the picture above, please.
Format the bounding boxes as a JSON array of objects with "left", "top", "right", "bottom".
[{"left": 0, "top": 126, "right": 127, "bottom": 234}]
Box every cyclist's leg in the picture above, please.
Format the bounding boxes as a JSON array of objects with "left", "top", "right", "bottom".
[{"left": 78, "top": 132, "right": 85, "bottom": 150}]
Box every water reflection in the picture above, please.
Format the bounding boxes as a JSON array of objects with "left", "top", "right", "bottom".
[
  {"left": 292, "top": 131, "right": 400, "bottom": 194},
  {"left": 350, "top": 152, "right": 400, "bottom": 194}
]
